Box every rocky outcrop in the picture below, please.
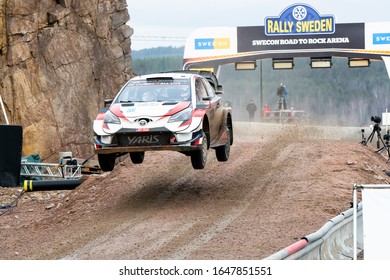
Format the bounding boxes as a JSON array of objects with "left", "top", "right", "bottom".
[{"left": 0, "top": 0, "right": 133, "bottom": 160}]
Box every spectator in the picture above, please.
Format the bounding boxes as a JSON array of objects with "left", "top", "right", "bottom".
[
  {"left": 277, "top": 83, "right": 288, "bottom": 98},
  {"left": 246, "top": 100, "right": 257, "bottom": 122},
  {"left": 262, "top": 104, "right": 272, "bottom": 118},
  {"left": 277, "top": 83, "right": 288, "bottom": 110}
]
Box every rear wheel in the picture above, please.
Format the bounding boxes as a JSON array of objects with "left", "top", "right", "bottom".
[
  {"left": 191, "top": 132, "right": 208, "bottom": 169},
  {"left": 129, "top": 152, "right": 145, "bottom": 164},
  {"left": 227, "top": 116, "right": 233, "bottom": 145},
  {"left": 216, "top": 128, "right": 230, "bottom": 162},
  {"left": 98, "top": 154, "right": 116, "bottom": 172}
]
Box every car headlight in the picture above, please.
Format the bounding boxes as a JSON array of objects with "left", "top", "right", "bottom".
[
  {"left": 100, "top": 135, "right": 113, "bottom": 144},
  {"left": 104, "top": 110, "right": 120, "bottom": 124},
  {"left": 168, "top": 108, "right": 192, "bottom": 123}
]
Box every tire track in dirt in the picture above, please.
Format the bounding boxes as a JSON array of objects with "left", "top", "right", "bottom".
[
  {"left": 3, "top": 123, "right": 375, "bottom": 260},
  {"left": 59, "top": 157, "right": 200, "bottom": 259},
  {"left": 143, "top": 129, "right": 298, "bottom": 259},
  {"left": 170, "top": 128, "right": 302, "bottom": 259},
  {"left": 59, "top": 125, "right": 306, "bottom": 260},
  {"left": 60, "top": 128, "right": 293, "bottom": 259},
  {"left": 61, "top": 167, "right": 202, "bottom": 259}
]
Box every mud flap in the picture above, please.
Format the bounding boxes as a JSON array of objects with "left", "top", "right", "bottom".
[{"left": 215, "top": 110, "right": 229, "bottom": 145}]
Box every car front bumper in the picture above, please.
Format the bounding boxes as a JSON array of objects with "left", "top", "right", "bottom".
[{"left": 94, "top": 131, "right": 203, "bottom": 154}]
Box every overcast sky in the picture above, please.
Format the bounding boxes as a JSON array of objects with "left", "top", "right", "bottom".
[{"left": 126, "top": 0, "right": 389, "bottom": 50}]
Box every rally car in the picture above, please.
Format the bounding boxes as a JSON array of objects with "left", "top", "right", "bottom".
[{"left": 93, "top": 71, "right": 233, "bottom": 171}]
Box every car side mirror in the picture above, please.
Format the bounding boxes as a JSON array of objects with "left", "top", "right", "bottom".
[
  {"left": 104, "top": 98, "right": 113, "bottom": 107},
  {"left": 98, "top": 107, "right": 109, "bottom": 113},
  {"left": 197, "top": 99, "right": 211, "bottom": 109}
]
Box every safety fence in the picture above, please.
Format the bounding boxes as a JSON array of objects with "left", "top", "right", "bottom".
[{"left": 265, "top": 203, "right": 363, "bottom": 260}]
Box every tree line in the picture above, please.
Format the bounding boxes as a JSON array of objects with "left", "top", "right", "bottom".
[{"left": 132, "top": 46, "right": 184, "bottom": 75}]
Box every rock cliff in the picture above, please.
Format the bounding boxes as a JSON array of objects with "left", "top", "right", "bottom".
[{"left": 0, "top": 0, "right": 132, "bottom": 160}]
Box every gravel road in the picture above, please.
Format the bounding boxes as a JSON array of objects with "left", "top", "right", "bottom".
[{"left": 1, "top": 122, "right": 388, "bottom": 260}]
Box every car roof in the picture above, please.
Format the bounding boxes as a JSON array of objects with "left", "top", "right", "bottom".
[
  {"left": 163, "top": 70, "right": 221, "bottom": 90},
  {"left": 130, "top": 71, "right": 222, "bottom": 92},
  {"left": 131, "top": 72, "right": 195, "bottom": 81}
]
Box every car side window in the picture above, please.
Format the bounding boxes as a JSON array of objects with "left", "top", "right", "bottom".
[
  {"left": 202, "top": 79, "right": 216, "bottom": 99},
  {"left": 195, "top": 78, "right": 208, "bottom": 101}
]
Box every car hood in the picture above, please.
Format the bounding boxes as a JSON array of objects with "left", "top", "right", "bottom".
[{"left": 93, "top": 101, "right": 202, "bottom": 135}]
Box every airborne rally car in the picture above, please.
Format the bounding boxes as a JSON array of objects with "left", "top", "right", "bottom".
[{"left": 93, "top": 71, "right": 233, "bottom": 171}]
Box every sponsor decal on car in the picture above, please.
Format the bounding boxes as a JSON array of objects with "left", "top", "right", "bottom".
[
  {"left": 127, "top": 135, "right": 160, "bottom": 145},
  {"left": 136, "top": 128, "right": 150, "bottom": 132},
  {"left": 126, "top": 107, "right": 136, "bottom": 113}
]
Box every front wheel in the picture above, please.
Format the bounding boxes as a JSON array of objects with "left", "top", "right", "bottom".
[
  {"left": 191, "top": 132, "right": 208, "bottom": 169},
  {"left": 215, "top": 128, "right": 230, "bottom": 162},
  {"left": 129, "top": 152, "right": 145, "bottom": 164},
  {"left": 98, "top": 154, "right": 116, "bottom": 172}
]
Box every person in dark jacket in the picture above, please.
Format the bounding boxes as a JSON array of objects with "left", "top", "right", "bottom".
[
  {"left": 246, "top": 100, "right": 257, "bottom": 122},
  {"left": 277, "top": 83, "right": 288, "bottom": 110}
]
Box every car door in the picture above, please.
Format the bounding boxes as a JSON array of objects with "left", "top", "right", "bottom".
[
  {"left": 195, "top": 78, "right": 214, "bottom": 141},
  {"left": 199, "top": 77, "right": 223, "bottom": 144}
]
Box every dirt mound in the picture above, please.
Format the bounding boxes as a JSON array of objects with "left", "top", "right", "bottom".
[{"left": 1, "top": 123, "right": 388, "bottom": 259}]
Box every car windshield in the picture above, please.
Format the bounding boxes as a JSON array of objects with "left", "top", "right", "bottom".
[{"left": 115, "top": 78, "right": 191, "bottom": 103}]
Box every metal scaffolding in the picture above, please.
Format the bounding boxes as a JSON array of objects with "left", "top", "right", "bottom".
[{"left": 20, "top": 162, "right": 82, "bottom": 180}]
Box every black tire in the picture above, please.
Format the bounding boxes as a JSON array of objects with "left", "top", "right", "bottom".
[
  {"left": 228, "top": 118, "right": 233, "bottom": 145},
  {"left": 98, "top": 154, "right": 116, "bottom": 172},
  {"left": 191, "top": 132, "right": 208, "bottom": 169},
  {"left": 216, "top": 128, "right": 230, "bottom": 162},
  {"left": 129, "top": 152, "right": 145, "bottom": 164}
]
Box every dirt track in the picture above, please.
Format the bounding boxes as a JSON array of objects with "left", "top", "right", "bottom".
[{"left": 1, "top": 122, "right": 389, "bottom": 260}]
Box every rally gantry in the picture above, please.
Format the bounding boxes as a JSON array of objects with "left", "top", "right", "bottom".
[{"left": 182, "top": 3, "right": 390, "bottom": 77}]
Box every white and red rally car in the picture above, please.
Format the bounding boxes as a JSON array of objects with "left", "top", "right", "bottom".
[{"left": 93, "top": 71, "right": 233, "bottom": 171}]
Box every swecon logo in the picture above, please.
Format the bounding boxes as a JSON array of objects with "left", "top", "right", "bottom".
[
  {"left": 195, "top": 38, "right": 230, "bottom": 50},
  {"left": 373, "top": 33, "right": 390, "bottom": 45}
]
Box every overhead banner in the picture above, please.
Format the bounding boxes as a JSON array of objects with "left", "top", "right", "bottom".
[
  {"left": 183, "top": 3, "right": 390, "bottom": 68},
  {"left": 237, "top": 23, "right": 364, "bottom": 53},
  {"left": 264, "top": 4, "right": 335, "bottom": 36},
  {"left": 362, "top": 188, "right": 390, "bottom": 260},
  {"left": 236, "top": 4, "right": 364, "bottom": 52}
]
